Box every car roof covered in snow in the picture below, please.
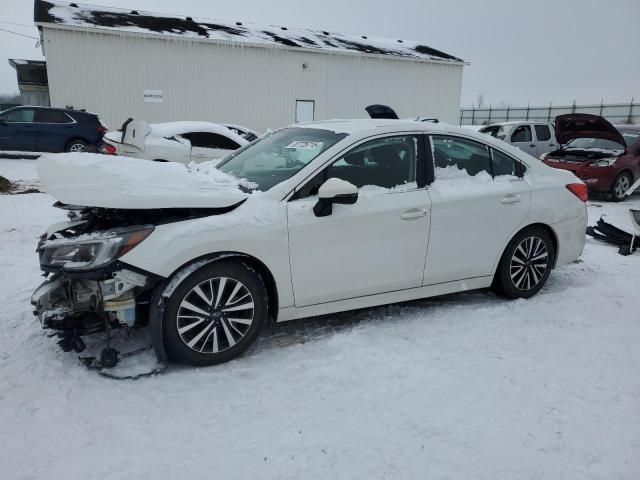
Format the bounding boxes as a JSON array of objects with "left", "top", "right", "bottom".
[{"left": 34, "top": 0, "right": 464, "bottom": 64}]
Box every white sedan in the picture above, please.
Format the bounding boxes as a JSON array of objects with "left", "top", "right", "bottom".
[
  {"left": 33, "top": 119, "right": 587, "bottom": 367},
  {"left": 100, "top": 120, "right": 248, "bottom": 164}
]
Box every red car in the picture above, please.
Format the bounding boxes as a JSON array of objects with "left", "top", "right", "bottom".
[{"left": 541, "top": 114, "right": 640, "bottom": 201}]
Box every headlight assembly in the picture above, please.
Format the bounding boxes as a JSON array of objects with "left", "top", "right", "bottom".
[
  {"left": 591, "top": 157, "right": 618, "bottom": 167},
  {"left": 39, "top": 226, "right": 154, "bottom": 271}
]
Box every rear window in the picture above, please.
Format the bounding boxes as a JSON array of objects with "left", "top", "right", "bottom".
[
  {"left": 34, "top": 110, "right": 73, "bottom": 124},
  {"left": 618, "top": 129, "right": 640, "bottom": 147},
  {"left": 479, "top": 125, "right": 512, "bottom": 140}
]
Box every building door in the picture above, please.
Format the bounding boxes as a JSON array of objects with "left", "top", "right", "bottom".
[{"left": 295, "top": 100, "right": 315, "bottom": 123}]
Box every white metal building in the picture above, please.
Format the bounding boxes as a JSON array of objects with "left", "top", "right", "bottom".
[{"left": 34, "top": 0, "right": 466, "bottom": 132}]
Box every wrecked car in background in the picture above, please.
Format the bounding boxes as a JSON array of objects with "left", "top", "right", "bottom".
[
  {"left": 32, "top": 120, "right": 587, "bottom": 371},
  {"left": 479, "top": 121, "right": 557, "bottom": 157},
  {"left": 100, "top": 120, "right": 248, "bottom": 163},
  {"left": 541, "top": 115, "right": 640, "bottom": 201}
]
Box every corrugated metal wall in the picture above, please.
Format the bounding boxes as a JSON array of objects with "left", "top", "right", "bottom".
[{"left": 42, "top": 27, "right": 463, "bottom": 131}]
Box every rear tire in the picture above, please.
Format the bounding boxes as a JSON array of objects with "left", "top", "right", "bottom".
[
  {"left": 163, "top": 261, "right": 267, "bottom": 366},
  {"left": 66, "top": 140, "right": 88, "bottom": 153},
  {"left": 610, "top": 172, "right": 632, "bottom": 202},
  {"left": 492, "top": 227, "right": 555, "bottom": 299}
]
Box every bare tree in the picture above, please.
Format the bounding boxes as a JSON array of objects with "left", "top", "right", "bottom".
[{"left": 476, "top": 93, "right": 485, "bottom": 109}]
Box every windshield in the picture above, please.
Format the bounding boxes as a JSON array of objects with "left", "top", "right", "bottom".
[
  {"left": 565, "top": 137, "right": 625, "bottom": 151},
  {"left": 479, "top": 125, "right": 512, "bottom": 140},
  {"left": 217, "top": 127, "right": 347, "bottom": 191},
  {"left": 618, "top": 129, "right": 640, "bottom": 148}
]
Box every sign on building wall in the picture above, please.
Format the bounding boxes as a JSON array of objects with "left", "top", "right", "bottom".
[{"left": 143, "top": 90, "right": 163, "bottom": 103}]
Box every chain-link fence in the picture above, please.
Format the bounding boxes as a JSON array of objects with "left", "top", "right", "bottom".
[{"left": 459, "top": 100, "right": 638, "bottom": 126}]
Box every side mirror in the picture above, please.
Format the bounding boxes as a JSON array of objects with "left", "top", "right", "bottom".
[{"left": 313, "top": 178, "right": 358, "bottom": 217}]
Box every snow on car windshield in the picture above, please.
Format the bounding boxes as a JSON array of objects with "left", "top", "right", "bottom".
[{"left": 217, "top": 128, "right": 348, "bottom": 191}]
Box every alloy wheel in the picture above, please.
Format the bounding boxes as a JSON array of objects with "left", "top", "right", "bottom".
[
  {"left": 614, "top": 175, "right": 630, "bottom": 199},
  {"left": 509, "top": 236, "right": 549, "bottom": 291},
  {"left": 176, "top": 277, "right": 255, "bottom": 354},
  {"left": 69, "top": 143, "right": 87, "bottom": 152}
]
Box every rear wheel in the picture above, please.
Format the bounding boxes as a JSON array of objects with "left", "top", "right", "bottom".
[
  {"left": 66, "top": 140, "right": 88, "bottom": 153},
  {"left": 493, "top": 227, "right": 554, "bottom": 299},
  {"left": 610, "top": 172, "right": 632, "bottom": 202},
  {"left": 163, "top": 261, "right": 267, "bottom": 366}
]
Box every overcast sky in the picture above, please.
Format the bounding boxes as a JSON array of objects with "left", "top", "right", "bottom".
[{"left": 0, "top": 0, "right": 638, "bottom": 107}]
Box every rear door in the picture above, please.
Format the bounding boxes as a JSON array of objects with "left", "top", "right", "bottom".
[
  {"left": 33, "top": 109, "right": 76, "bottom": 152},
  {"left": 182, "top": 132, "right": 242, "bottom": 161},
  {"left": 0, "top": 108, "right": 36, "bottom": 151},
  {"left": 424, "top": 134, "right": 531, "bottom": 285},
  {"left": 510, "top": 124, "right": 537, "bottom": 157},
  {"left": 533, "top": 124, "right": 556, "bottom": 157}
]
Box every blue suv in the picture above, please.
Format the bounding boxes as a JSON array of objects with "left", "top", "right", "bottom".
[{"left": 0, "top": 106, "right": 106, "bottom": 153}]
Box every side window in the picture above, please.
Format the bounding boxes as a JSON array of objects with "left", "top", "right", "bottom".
[
  {"left": 325, "top": 135, "right": 419, "bottom": 190},
  {"left": 431, "top": 135, "right": 491, "bottom": 177},
  {"left": 511, "top": 125, "right": 532, "bottom": 143},
  {"left": 534, "top": 124, "right": 551, "bottom": 142},
  {"left": 3, "top": 108, "right": 34, "bottom": 123},
  {"left": 181, "top": 132, "right": 241, "bottom": 150},
  {"left": 34, "top": 110, "right": 73, "bottom": 124},
  {"left": 491, "top": 148, "right": 526, "bottom": 177}
]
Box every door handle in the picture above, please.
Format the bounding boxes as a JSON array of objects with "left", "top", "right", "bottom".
[
  {"left": 501, "top": 194, "right": 521, "bottom": 205},
  {"left": 400, "top": 208, "right": 428, "bottom": 220},
  {"left": 529, "top": 144, "right": 536, "bottom": 148}
]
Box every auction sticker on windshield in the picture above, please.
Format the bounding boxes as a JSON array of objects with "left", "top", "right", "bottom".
[{"left": 286, "top": 141, "right": 323, "bottom": 149}]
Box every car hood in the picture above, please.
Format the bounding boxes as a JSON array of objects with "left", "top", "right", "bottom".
[
  {"left": 37, "top": 153, "right": 249, "bottom": 209},
  {"left": 555, "top": 114, "right": 626, "bottom": 146}
]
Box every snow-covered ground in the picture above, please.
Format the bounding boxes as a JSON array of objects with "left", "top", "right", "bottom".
[{"left": 1, "top": 159, "right": 639, "bottom": 479}]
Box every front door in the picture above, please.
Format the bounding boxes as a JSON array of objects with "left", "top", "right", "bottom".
[
  {"left": 287, "top": 134, "right": 431, "bottom": 307},
  {"left": 295, "top": 100, "right": 315, "bottom": 123},
  {"left": 0, "top": 108, "right": 36, "bottom": 151},
  {"left": 510, "top": 124, "right": 537, "bottom": 157},
  {"left": 425, "top": 135, "right": 531, "bottom": 285}
]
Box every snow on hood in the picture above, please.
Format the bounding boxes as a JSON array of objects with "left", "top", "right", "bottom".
[
  {"left": 37, "top": 153, "right": 250, "bottom": 209},
  {"left": 555, "top": 114, "right": 626, "bottom": 147}
]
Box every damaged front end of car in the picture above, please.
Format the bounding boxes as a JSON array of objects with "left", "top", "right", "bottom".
[{"left": 30, "top": 203, "right": 235, "bottom": 374}]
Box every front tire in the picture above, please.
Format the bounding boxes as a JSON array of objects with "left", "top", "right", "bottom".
[
  {"left": 610, "top": 172, "right": 632, "bottom": 202},
  {"left": 163, "top": 261, "right": 267, "bottom": 366},
  {"left": 493, "top": 227, "right": 555, "bottom": 299}
]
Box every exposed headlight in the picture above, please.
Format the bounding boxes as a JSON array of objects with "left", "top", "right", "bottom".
[
  {"left": 39, "top": 226, "right": 153, "bottom": 271},
  {"left": 591, "top": 157, "right": 617, "bottom": 167}
]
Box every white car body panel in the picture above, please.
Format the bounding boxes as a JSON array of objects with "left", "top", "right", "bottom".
[
  {"left": 103, "top": 121, "right": 248, "bottom": 164},
  {"left": 37, "top": 153, "right": 248, "bottom": 209},
  {"left": 41, "top": 120, "right": 587, "bottom": 323},
  {"left": 287, "top": 188, "right": 431, "bottom": 306}
]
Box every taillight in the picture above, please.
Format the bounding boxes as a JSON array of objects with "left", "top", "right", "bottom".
[
  {"left": 99, "top": 143, "right": 117, "bottom": 155},
  {"left": 97, "top": 126, "right": 108, "bottom": 134},
  {"left": 566, "top": 183, "right": 588, "bottom": 202}
]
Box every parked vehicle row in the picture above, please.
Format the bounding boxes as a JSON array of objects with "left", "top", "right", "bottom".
[
  {"left": 0, "top": 105, "right": 260, "bottom": 163},
  {"left": 479, "top": 114, "right": 640, "bottom": 202},
  {"left": 31, "top": 119, "right": 587, "bottom": 367}
]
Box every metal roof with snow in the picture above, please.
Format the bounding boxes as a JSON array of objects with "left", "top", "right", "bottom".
[{"left": 34, "top": 0, "right": 464, "bottom": 64}]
